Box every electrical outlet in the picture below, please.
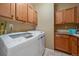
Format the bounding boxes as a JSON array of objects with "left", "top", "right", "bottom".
[{"left": 9, "top": 24, "right": 13, "bottom": 32}]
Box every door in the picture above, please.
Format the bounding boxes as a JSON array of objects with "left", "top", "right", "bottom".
[
  {"left": 56, "top": 10, "right": 63, "bottom": 24},
  {"left": 15, "top": 3, "right": 28, "bottom": 22},
  {"left": 0, "top": 3, "right": 13, "bottom": 18},
  {"left": 63, "top": 7, "right": 75, "bottom": 23},
  {"left": 55, "top": 35, "right": 70, "bottom": 53},
  {"left": 27, "top": 4, "right": 34, "bottom": 24},
  {"left": 69, "top": 36, "right": 77, "bottom": 56}
]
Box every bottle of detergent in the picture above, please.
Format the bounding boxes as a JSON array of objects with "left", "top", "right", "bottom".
[{"left": 67, "top": 28, "right": 77, "bottom": 35}]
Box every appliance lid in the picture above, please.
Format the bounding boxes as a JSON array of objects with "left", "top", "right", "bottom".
[{"left": 9, "top": 33, "right": 33, "bottom": 39}]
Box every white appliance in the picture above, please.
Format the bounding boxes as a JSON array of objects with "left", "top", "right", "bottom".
[
  {"left": 0, "top": 31, "right": 45, "bottom": 56},
  {"left": 27, "top": 31, "right": 45, "bottom": 56}
]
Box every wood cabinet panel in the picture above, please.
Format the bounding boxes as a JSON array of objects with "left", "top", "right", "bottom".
[
  {"left": 15, "top": 3, "right": 28, "bottom": 22},
  {"left": 69, "top": 36, "right": 77, "bottom": 56},
  {"left": 55, "top": 35, "right": 69, "bottom": 53},
  {"left": 33, "top": 10, "right": 37, "bottom": 25},
  {"left": 27, "top": 4, "right": 34, "bottom": 24},
  {"left": 0, "top": 3, "right": 13, "bottom": 18},
  {"left": 22, "top": 4, "right": 28, "bottom": 22},
  {"left": 15, "top": 3, "right": 23, "bottom": 21},
  {"left": 76, "top": 7, "right": 79, "bottom": 23},
  {"left": 77, "top": 40, "right": 79, "bottom": 55},
  {"left": 56, "top": 10, "right": 63, "bottom": 24},
  {"left": 77, "top": 45, "right": 79, "bottom": 56},
  {"left": 63, "top": 8, "right": 75, "bottom": 23}
]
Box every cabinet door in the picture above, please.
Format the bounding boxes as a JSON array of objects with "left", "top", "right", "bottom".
[
  {"left": 15, "top": 3, "right": 23, "bottom": 21},
  {"left": 22, "top": 4, "right": 28, "bottom": 22},
  {"left": 0, "top": 3, "right": 13, "bottom": 18},
  {"left": 15, "top": 3, "right": 28, "bottom": 22},
  {"left": 55, "top": 35, "right": 69, "bottom": 53},
  {"left": 77, "top": 40, "right": 79, "bottom": 55},
  {"left": 56, "top": 10, "right": 63, "bottom": 24},
  {"left": 69, "top": 36, "right": 77, "bottom": 56},
  {"left": 76, "top": 7, "right": 79, "bottom": 23},
  {"left": 63, "top": 8, "right": 75, "bottom": 23},
  {"left": 33, "top": 10, "right": 37, "bottom": 25},
  {"left": 27, "top": 4, "right": 34, "bottom": 24}
]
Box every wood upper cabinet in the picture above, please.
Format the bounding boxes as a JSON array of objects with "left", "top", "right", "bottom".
[
  {"left": 55, "top": 35, "right": 70, "bottom": 53},
  {"left": 27, "top": 4, "right": 34, "bottom": 24},
  {"left": 56, "top": 10, "right": 63, "bottom": 24},
  {"left": 69, "top": 36, "right": 77, "bottom": 56},
  {"left": 0, "top": 3, "right": 14, "bottom": 18},
  {"left": 63, "top": 7, "right": 75, "bottom": 23},
  {"left": 0, "top": 3, "right": 37, "bottom": 25},
  {"left": 55, "top": 7, "right": 76, "bottom": 24},
  {"left": 33, "top": 10, "right": 37, "bottom": 25},
  {"left": 15, "top": 3, "right": 28, "bottom": 22}
]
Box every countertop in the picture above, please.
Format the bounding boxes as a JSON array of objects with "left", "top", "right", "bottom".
[{"left": 56, "top": 32, "right": 79, "bottom": 38}]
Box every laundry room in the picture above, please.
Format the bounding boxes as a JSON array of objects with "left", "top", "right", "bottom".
[{"left": 0, "top": 3, "right": 54, "bottom": 56}]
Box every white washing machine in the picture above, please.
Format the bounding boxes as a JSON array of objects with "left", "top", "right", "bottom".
[
  {"left": 0, "top": 31, "right": 45, "bottom": 56},
  {"left": 27, "top": 31, "right": 45, "bottom": 56}
]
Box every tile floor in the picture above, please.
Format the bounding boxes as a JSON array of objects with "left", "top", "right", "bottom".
[{"left": 44, "top": 48, "right": 70, "bottom": 56}]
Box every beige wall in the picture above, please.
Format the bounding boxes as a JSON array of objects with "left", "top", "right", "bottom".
[
  {"left": 32, "top": 3, "right": 54, "bottom": 49},
  {"left": 55, "top": 3, "right": 79, "bottom": 10},
  {"left": 0, "top": 16, "right": 35, "bottom": 33}
]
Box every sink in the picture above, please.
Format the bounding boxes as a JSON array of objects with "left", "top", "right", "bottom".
[{"left": 73, "top": 34, "right": 79, "bottom": 37}]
